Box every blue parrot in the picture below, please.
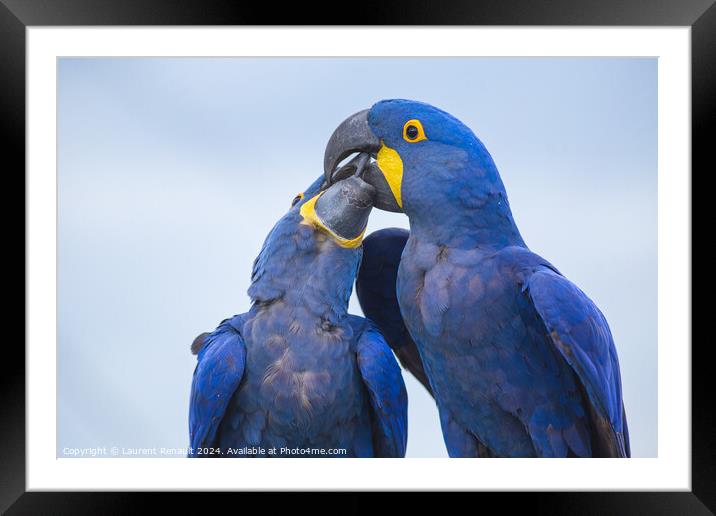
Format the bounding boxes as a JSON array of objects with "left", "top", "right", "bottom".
[
  {"left": 188, "top": 175, "right": 407, "bottom": 457},
  {"left": 324, "top": 100, "right": 630, "bottom": 457}
]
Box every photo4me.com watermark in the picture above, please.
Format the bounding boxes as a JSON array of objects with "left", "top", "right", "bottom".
[{"left": 60, "top": 446, "right": 348, "bottom": 457}]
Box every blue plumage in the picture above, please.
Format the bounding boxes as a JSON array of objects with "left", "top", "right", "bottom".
[
  {"left": 188, "top": 317, "right": 246, "bottom": 455},
  {"left": 188, "top": 177, "right": 407, "bottom": 457},
  {"left": 356, "top": 228, "right": 432, "bottom": 395},
  {"left": 353, "top": 99, "right": 629, "bottom": 457}
]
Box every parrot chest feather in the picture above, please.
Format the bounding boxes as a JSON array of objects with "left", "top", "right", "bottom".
[
  {"left": 218, "top": 303, "right": 371, "bottom": 452},
  {"left": 397, "top": 237, "right": 588, "bottom": 456}
]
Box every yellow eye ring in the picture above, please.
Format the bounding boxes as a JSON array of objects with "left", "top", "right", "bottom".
[
  {"left": 402, "top": 119, "right": 427, "bottom": 143},
  {"left": 291, "top": 192, "right": 304, "bottom": 207}
]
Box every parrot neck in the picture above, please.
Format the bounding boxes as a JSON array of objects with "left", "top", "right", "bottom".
[
  {"left": 400, "top": 139, "right": 526, "bottom": 250},
  {"left": 409, "top": 192, "right": 525, "bottom": 250},
  {"left": 405, "top": 175, "right": 525, "bottom": 251},
  {"left": 248, "top": 215, "right": 360, "bottom": 324}
]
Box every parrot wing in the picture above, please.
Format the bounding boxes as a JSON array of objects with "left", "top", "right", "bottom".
[
  {"left": 356, "top": 228, "right": 433, "bottom": 395},
  {"left": 188, "top": 316, "right": 246, "bottom": 455},
  {"left": 355, "top": 321, "right": 409, "bottom": 457},
  {"left": 526, "top": 268, "right": 630, "bottom": 457}
]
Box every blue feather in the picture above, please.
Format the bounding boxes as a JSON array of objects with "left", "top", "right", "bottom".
[
  {"left": 188, "top": 316, "right": 246, "bottom": 455},
  {"left": 355, "top": 321, "right": 408, "bottom": 457},
  {"left": 527, "top": 268, "right": 629, "bottom": 456},
  {"left": 356, "top": 228, "right": 433, "bottom": 394}
]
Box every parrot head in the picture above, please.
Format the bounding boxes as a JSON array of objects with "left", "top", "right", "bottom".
[
  {"left": 323, "top": 100, "right": 514, "bottom": 242},
  {"left": 248, "top": 174, "right": 377, "bottom": 309}
]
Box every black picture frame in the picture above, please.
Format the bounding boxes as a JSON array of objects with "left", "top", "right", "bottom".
[{"left": 2, "top": 1, "right": 710, "bottom": 513}]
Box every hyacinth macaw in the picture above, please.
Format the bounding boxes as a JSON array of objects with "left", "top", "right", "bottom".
[
  {"left": 324, "top": 100, "right": 630, "bottom": 457},
  {"left": 188, "top": 175, "right": 407, "bottom": 457}
]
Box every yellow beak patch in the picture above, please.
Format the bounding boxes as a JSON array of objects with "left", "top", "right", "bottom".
[
  {"left": 376, "top": 142, "right": 404, "bottom": 209},
  {"left": 299, "top": 193, "right": 365, "bottom": 249}
]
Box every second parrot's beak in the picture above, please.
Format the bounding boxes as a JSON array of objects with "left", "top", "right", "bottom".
[
  {"left": 324, "top": 109, "right": 402, "bottom": 213},
  {"left": 301, "top": 176, "right": 376, "bottom": 248}
]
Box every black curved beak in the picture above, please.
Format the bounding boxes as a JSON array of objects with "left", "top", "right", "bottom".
[
  {"left": 314, "top": 176, "right": 375, "bottom": 242},
  {"left": 324, "top": 109, "right": 380, "bottom": 183},
  {"left": 323, "top": 109, "right": 402, "bottom": 213}
]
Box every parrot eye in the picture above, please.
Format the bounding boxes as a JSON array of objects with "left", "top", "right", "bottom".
[
  {"left": 291, "top": 192, "right": 304, "bottom": 207},
  {"left": 402, "top": 119, "right": 427, "bottom": 143}
]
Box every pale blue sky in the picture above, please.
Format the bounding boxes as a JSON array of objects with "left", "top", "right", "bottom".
[{"left": 58, "top": 57, "right": 657, "bottom": 457}]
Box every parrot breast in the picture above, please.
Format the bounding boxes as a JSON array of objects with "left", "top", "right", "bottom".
[{"left": 397, "top": 235, "right": 590, "bottom": 457}]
